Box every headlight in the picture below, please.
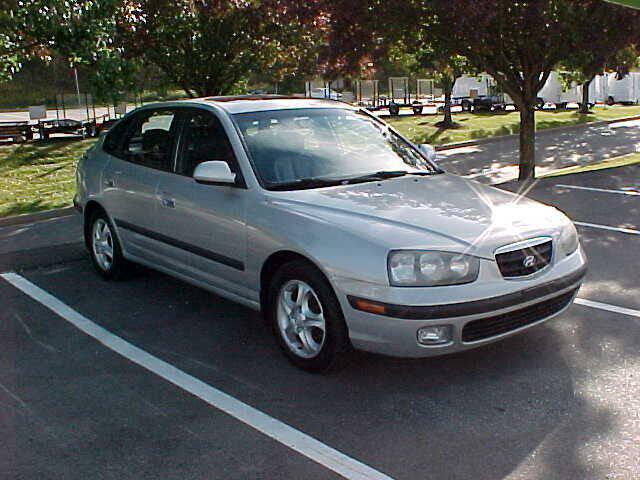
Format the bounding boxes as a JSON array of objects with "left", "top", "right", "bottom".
[
  {"left": 388, "top": 251, "right": 480, "bottom": 286},
  {"left": 558, "top": 222, "right": 579, "bottom": 256}
]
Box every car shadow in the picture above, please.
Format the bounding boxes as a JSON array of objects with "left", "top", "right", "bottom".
[{"left": 21, "top": 259, "right": 636, "bottom": 480}]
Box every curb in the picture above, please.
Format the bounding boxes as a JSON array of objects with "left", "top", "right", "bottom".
[
  {"left": 0, "top": 206, "right": 77, "bottom": 228},
  {"left": 435, "top": 114, "right": 640, "bottom": 151}
]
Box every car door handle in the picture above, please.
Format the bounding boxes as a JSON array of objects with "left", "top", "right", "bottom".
[
  {"left": 161, "top": 198, "right": 176, "bottom": 209},
  {"left": 104, "top": 178, "right": 115, "bottom": 188}
]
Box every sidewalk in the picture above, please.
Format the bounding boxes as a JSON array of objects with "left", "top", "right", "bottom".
[{"left": 437, "top": 117, "right": 640, "bottom": 184}]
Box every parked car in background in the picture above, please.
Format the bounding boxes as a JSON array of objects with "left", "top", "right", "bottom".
[
  {"left": 39, "top": 118, "right": 91, "bottom": 140},
  {"left": 472, "top": 95, "right": 508, "bottom": 112},
  {"left": 75, "top": 96, "right": 587, "bottom": 372}
]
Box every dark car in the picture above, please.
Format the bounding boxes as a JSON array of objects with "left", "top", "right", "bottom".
[{"left": 472, "top": 95, "right": 507, "bottom": 112}]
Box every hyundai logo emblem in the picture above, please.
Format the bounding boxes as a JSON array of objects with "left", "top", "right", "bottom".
[{"left": 523, "top": 255, "right": 536, "bottom": 268}]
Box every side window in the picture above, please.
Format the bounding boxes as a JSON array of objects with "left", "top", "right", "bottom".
[
  {"left": 122, "top": 110, "right": 177, "bottom": 172},
  {"left": 102, "top": 117, "right": 135, "bottom": 158},
  {"left": 177, "top": 111, "right": 237, "bottom": 177}
]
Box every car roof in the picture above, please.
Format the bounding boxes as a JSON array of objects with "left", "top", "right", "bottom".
[{"left": 174, "top": 95, "right": 355, "bottom": 115}]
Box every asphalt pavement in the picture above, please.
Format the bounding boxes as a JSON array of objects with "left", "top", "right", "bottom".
[{"left": 1, "top": 164, "right": 639, "bottom": 479}]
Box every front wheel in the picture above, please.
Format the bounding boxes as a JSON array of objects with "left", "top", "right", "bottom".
[
  {"left": 267, "top": 261, "right": 350, "bottom": 372},
  {"left": 88, "top": 211, "right": 129, "bottom": 279}
]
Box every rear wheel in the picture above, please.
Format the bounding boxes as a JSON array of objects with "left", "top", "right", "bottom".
[
  {"left": 267, "top": 261, "right": 350, "bottom": 372},
  {"left": 88, "top": 211, "right": 129, "bottom": 280}
]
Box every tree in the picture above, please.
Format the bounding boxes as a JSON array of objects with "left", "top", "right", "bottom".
[
  {"left": 316, "top": 0, "right": 640, "bottom": 181},
  {"left": 9, "top": 0, "right": 321, "bottom": 100},
  {"left": 8, "top": 0, "right": 138, "bottom": 102},
  {"left": 416, "top": 50, "right": 473, "bottom": 128},
  {"left": 561, "top": 0, "right": 640, "bottom": 114},
  {"left": 125, "top": 0, "right": 322, "bottom": 97},
  {"left": 425, "top": 0, "right": 640, "bottom": 180},
  {"left": 0, "top": 0, "right": 30, "bottom": 81}
]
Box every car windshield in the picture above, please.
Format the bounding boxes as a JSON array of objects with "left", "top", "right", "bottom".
[{"left": 233, "top": 108, "right": 438, "bottom": 190}]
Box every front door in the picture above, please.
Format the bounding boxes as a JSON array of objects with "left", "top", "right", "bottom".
[{"left": 155, "top": 109, "right": 250, "bottom": 299}]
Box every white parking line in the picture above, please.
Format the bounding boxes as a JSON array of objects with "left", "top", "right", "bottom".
[
  {"left": 0, "top": 272, "right": 394, "bottom": 480},
  {"left": 575, "top": 298, "right": 640, "bottom": 319},
  {"left": 555, "top": 184, "right": 640, "bottom": 196},
  {"left": 574, "top": 221, "right": 640, "bottom": 235}
]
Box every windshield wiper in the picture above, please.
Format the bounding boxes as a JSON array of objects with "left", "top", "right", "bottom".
[
  {"left": 267, "top": 170, "right": 437, "bottom": 191},
  {"left": 338, "top": 170, "right": 435, "bottom": 184},
  {"left": 267, "top": 177, "right": 346, "bottom": 191}
]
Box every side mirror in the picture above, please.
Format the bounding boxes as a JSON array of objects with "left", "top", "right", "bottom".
[
  {"left": 193, "top": 161, "right": 236, "bottom": 185},
  {"left": 418, "top": 144, "right": 437, "bottom": 163}
]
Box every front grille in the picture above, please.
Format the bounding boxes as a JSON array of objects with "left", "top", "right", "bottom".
[
  {"left": 461, "top": 288, "right": 576, "bottom": 342},
  {"left": 495, "top": 240, "right": 552, "bottom": 278}
]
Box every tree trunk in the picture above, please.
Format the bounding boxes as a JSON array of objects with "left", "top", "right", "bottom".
[
  {"left": 443, "top": 77, "right": 454, "bottom": 126},
  {"left": 579, "top": 77, "right": 593, "bottom": 114},
  {"left": 518, "top": 103, "right": 536, "bottom": 182},
  {"left": 435, "top": 75, "right": 457, "bottom": 129}
]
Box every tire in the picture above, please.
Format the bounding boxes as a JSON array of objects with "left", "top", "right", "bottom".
[
  {"left": 412, "top": 105, "right": 423, "bottom": 115},
  {"left": 607, "top": 96, "right": 615, "bottom": 106},
  {"left": 266, "top": 260, "right": 350, "bottom": 372},
  {"left": 388, "top": 103, "right": 400, "bottom": 116},
  {"left": 461, "top": 99, "right": 472, "bottom": 112},
  {"left": 87, "top": 210, "right": 129, "bottom": 280}
]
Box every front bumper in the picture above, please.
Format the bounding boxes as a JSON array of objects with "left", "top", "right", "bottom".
[{"left": 336, "top": 249, "right": 587, "bottom": 358}]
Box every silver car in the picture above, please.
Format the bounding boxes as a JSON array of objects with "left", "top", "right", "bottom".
[{"left": 75, "top": 96, "right": 587, "bottom": 371}]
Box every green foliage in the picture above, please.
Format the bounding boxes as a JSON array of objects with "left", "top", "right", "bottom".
[
  {"left": 7, "top": 0, "right": 322, "bottom": 98},
  {"left": 0, "top": 1, "right": 22, "bottom": 81},
  {"left": 560, "top": 0, "right": 640, "bottom": 86}
]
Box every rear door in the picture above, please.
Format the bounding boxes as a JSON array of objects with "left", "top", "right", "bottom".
[
  {"left": 101, "top": 108, "right": 180, "bottom": 261},
  {"left": 155, "top": 108, "right": 250, "bottom": 298}
]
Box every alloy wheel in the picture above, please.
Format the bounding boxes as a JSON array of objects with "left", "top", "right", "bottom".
[{"left": 276, "top": 280, "right": 326, "bottom": 359}]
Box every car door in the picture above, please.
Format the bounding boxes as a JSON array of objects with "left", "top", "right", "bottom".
[
  {"left": 101, "top": 108, "right": 180, "bottom": 262},
  {"left": 155, "top": 108, "right": 250, "bottom": 298}
]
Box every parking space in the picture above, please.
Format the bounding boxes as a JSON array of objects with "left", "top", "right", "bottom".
[
  {"left": 1, "top": 164, "right": 639, "bottom": 479},
  {"left": 0, "top": 279, "right": 341, "bottom": 480}
]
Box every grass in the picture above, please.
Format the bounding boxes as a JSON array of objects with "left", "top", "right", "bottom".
[
  {"left": 541, "top": 152, "right": 640, "bottom": 178},
  {"left": 0, "top": 138, "right": 96, "bottom": 217},
  {"left": 388, "top": 104, "right": 640, "bottom": 146},
  {"left": 1, "top": 104, "right": 639, "bottom": 218}
]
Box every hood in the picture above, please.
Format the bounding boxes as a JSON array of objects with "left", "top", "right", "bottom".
[{"left": 269, "top": 174, "right": 568, "bottom": 259}]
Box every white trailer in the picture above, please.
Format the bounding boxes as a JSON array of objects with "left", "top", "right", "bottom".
[
  {"left": 452, "top": 75, "right": 490, "bottom": 99},
  {"left": 536, "top": 71, "right": 578, "bottom": 107},
  {"left": 587, "top": 75, "right": 607, "bottom": 104},
  {"left": 605, "top": 72, "right": 640, "bottom": 105}
]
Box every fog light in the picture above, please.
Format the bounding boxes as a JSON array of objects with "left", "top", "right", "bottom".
[{"left": 417, "top": 325, "right": 452, "bottom": 345}]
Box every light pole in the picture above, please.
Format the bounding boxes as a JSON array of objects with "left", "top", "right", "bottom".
[{"left": 74, "top": 67, "right": 82, "bottom": 107}]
